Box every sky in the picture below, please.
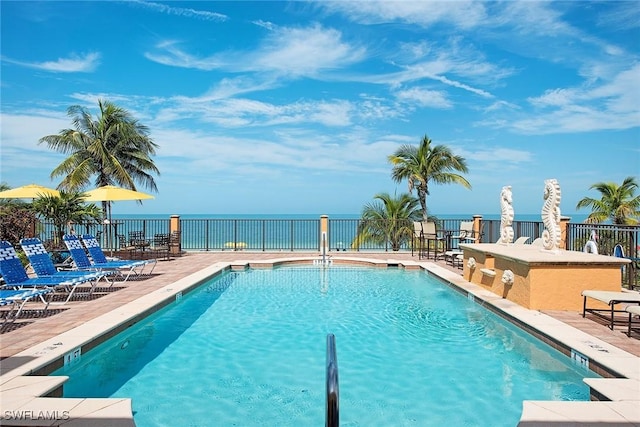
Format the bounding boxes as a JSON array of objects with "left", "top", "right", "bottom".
[{"left": 1, "top": 1, "right": 639, "bottom": 218}]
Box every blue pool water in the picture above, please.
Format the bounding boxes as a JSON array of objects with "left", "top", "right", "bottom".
[{"left": 53, "top": 267, "right": 598, "bottom": 426}]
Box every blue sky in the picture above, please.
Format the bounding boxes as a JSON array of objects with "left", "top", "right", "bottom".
[{"left": 1, "top": 1, "right": 638, "bottom": 218}]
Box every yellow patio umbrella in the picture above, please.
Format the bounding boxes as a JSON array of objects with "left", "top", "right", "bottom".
[
  {"left": 82, "top": 185, "right": 155, "bottom": 251},
  {"left": 82, "top": 185, "right": 155, "bottom": 203},
  {"left": 0, "top": 184, "right": 60, "bottom": 199}
]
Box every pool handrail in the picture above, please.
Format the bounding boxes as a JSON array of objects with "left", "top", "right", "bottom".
[{"left": 326, "top": 333, "right": 339, "bottom": 427}]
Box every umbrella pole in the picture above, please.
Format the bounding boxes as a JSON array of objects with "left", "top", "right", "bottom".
[{"left": 108, "top": 202, "right": 114, "bottom": 257}]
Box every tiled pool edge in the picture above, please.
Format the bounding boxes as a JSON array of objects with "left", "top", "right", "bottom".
[
  {"left": 1, "top": 257, "right": 638, "bottom": 426},
  {"left": 0, "top": 262, "right": 232, "bottom": 426},
  {"left": 426, "top": 263, "right": 640, "bottom": 425}
]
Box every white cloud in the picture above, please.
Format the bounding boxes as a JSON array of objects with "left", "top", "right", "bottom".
[
  {"left": 319, "top": 1, "right": 488, "bottom": 29},
  {"left": 129, "top": 0, "right": 228, "bottom": 21},
  {"left": 394, "top": 87, "right": 452, "bottom": 109},
  {"left": 144, "top": 24, "right": 365, "bottom": 78},
  {"left": 2, "top": 52, "right": 101, "bottom": 73}
]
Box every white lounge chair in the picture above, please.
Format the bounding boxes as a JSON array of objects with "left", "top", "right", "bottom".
[
  {"left": 581, "top": 290, "right": 640, "bottom": 332},
  {"left": 625, "top": 305, "right": 640, "bottom": 337},
  {"left": 514, "top": 236, "right": 530, "bottom": 244}
]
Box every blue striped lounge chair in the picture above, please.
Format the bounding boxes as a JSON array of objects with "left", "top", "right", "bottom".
[
  {"left": 20, "top": 238, "right": 114, "bottom": 287},
  {"left": 1, "top": 287, "right": 53, "bottom": 326},
  {"left": 0, "top": 241, "right": 97, "bottom": 305},
  {"left": 63, "top": 234, "right": 155, "bottom": 283}
]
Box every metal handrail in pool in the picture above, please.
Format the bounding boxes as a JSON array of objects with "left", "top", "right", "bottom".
[{"left": 326, "top": 333, "right": 339, "bottom": 427}]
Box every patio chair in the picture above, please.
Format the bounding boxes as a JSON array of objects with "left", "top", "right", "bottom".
[
  {"left": 0, "top": 240, "right": 98, "bottom": 304},
  {"left": 450, "top": 221, "right": 475, "bottom": 248},
  {"left": 117, "top": 234, "right": 137, "bottom": 258},
  {"left": 1, "top": 288, "right": 53, "bottom": 326},
  {"left": 152, "top": 233, "right": 171, "bottom": 260},
  {"left": 128, "top": 231, "right": 150, "bottom": 257},
  {"left": 20, "top": 238, "right": 114, "bottom": 286},
  {"left": 63, "top": 234, "right": 155, "bottom": 282},
  {"left": 411, "top": 221, "right": 424, "bottom": 257},
  {"left": 422, "top": 221, "right": 445, "bottom": 260}
]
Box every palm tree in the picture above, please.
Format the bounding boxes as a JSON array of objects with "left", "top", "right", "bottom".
[
  {"left": 352, "top": 192, "right": 422, "bottom": 251},
  {"left": 576, "top": 176, "right": 640, "bottom": 225},
  {"left": 388, "top": 135, "right": 470, "bottom": 219},
  {"left": 39, "top": 99, "right": 160, "bottom": 215},
  {"left": 31, "top": 191, "right": 103, "bottom": 248}
]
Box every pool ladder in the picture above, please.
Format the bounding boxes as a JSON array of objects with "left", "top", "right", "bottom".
[{"left": 326, "top": 333, "right": 339, "bottom": 427}]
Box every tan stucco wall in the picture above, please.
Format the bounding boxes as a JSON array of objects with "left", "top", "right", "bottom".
[{"left": 461, "top": 244, "right": 627, "bottom": 311}]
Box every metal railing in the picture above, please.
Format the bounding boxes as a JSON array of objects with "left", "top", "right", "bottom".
[
  {"left": 326, "top": 333, "right": 339, "bottom": 427},
  {"left": 180, "top": 219, "right": 320, "bottom": 251},
  {"left": 482, "top": 220, "right": 545, "bottom": 245},
  {"left": 19, "top": 216, "right": 640, "bottom": 288}
]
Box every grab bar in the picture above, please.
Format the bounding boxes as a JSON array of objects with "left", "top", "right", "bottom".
[{"left": 326, "top": 333, "right": 339, "bottom": 427}]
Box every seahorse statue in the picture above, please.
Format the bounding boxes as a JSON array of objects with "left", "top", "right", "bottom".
[
  {"left": 541, "top": 179, "right": 562, "bottom": 251},
  {"left": 499, "top": 185, "right": 514, "bottom": 244}
]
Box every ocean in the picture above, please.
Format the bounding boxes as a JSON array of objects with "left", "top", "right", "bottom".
[
  {"left": 111, "top": 213, "right": 590, "bottom": 223},
  {"left": 97, "top": 212, "right": 590, "bottom": 251}
]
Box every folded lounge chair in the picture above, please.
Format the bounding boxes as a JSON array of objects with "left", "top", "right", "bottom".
[
  {"left": 63, "top": 234, "right": 155, "bottom": 283},
  {"left": 582, "top": 290, "right": 640, "bottom": 333},
  {"left": 1, "top": 288, "right": 52, "bottom": 326},
  {"left": 0, "top": 241, "right": 97, "bottom": 304},
  {"left": 20, "top": 238, "right": 114, "bottom": 286}
]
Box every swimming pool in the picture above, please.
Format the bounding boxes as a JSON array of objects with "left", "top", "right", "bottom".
[{"left": 52, "top": 266, "right": 598, "bottom": 426}]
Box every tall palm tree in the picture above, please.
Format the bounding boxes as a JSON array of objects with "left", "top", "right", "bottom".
[
  {"left": 352, "top": 192, "right": 422, "bottom": 251},
  {"left": 39, "top": 99, "right": 160, "bottom": 215},
  {"left": 576, "top": 176, "right": 640, "bottom": 225},
  {"left": 388, "top": 135, "right": 470, "bottom": 219}
]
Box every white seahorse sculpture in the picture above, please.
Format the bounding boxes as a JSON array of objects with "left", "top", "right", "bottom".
[
  {"left": 541, "top": 179, "right": 562, "bottom": 252},
  {"left": 499, "top": 185, "right": 514, "bottom": 244}
]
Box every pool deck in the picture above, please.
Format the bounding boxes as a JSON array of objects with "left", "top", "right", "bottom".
[{"left": 1, "top": 251, "right": 639, "bottom": 426}]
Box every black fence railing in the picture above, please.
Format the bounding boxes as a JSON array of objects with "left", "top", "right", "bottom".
[
  {"left": 482, "top": 220, "right": 545, "bottom": 245},
  {"left": 180, "top": 219, "right": 320, "bottom": 251},
  {"left": 16, "top": 216, "right": 640, "bottom": 288},
  {"left": 30, "top": 217, "right": 638, "bottom": 254}
]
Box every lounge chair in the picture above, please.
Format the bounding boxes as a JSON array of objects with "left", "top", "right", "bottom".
[
  {"left": 82, "top": 233, "right": 157, "bottom": 274},
  {"left": 20, "top": 238, "right": 114, "bottom": 286},
  {"left": 0, "top": 241, "right": 98, "bottom": 304},
  {"left": 625, "top": 305, "right": 640, "bottom": 337},
  {"left": 63, "top": 234, "right": 155, "bottom": 282},
  {"left": 443, "top": 251, "right": 463, "bottom": 269},
  {"left": 530, "top": 238, "right": 543, "bottom": 247},
  {"left": 1, "top": 288, "right": 52, "bottom": 326},
  {"left": 581, "top": 290, "right": 640, "bottom": 332}
]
